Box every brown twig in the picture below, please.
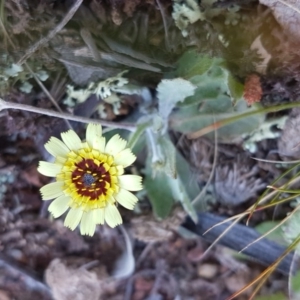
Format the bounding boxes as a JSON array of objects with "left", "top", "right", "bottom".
[
  {"left": 0, "top": 98, "right": 136, "bottom": 131},
  {"left": 17, "top": 0, "right": 83, "bottom": 65}
]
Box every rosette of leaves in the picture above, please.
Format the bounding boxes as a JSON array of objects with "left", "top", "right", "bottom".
[
  {"left": 282, "top": 206, "right": 300, "bottom": 256},
  {"left": 128, "top": 50, "right": 265, "bottom": 221},
  {"left": 169, "top": 50, "right": 265, "bottom": 142},
  {"left": 142, "top": 78, "right": 200, "bottom": 222},
  {"left": 124, "top": 77, "right": 200, "bottom": 221}
]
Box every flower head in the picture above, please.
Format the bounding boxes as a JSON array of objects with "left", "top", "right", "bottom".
[{"left": 38, "top": 124, "right": 142, "bottom": 236}]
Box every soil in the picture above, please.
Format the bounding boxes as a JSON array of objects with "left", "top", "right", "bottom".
[{"left": 0, "top": 1, "right": 299, "bottom": 299}]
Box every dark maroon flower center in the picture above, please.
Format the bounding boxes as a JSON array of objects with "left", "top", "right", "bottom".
[{"left": 72, "top": 159, "right": 111, "bottom": 200}]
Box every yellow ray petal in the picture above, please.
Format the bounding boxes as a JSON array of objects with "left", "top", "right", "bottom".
[
  {"left": 118, "top": 175, "right": 143, "bottom": 191},
  {"left": 40, "top": 181, "right": 64, "bottom": 200},
  {"left": 93, "top": 136, "right": 106, "bottom": 153},
  {"left": 104, "top": 203, "right": 122, "bottom": 227},
  {"left": 86, "top": 124, "right": 102, "bottom": 148},
  {"left": 64, "top": 207, "right": 83, "bottom": 230},
  {"left": 45, "top": 137, "right": 69, "bottom": 157},
  {"left": 61, "top": 130, "right": 82, "bottom": 151},
  {"left": 114, "top": 189, "right": 138, "bottom": 210},
  {"left": 80, "top": 210, "right": 96, "bottom": 236},
  {"left": 38, "top": 161, "right": 62, "bottom": 177},
  {"left": 113, "top": 148, "right": 136, "bottom": 168},
  {"left": 105, "top": 134, "right": 127, "bottom": 156},
  {"left": 93, "top": 208, "right": 105, "bottom": 224},
  {"left": 48, "top": 195, "right": 70, "bottom": 217}
]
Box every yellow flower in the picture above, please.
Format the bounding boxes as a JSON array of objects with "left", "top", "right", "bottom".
[{"left": 38, "top": 124, "right": 142, "bottom": 236}]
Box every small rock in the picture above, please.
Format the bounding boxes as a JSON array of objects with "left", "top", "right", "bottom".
[{"left": 197, "top": 263, "right": 218, "bottom": 279}]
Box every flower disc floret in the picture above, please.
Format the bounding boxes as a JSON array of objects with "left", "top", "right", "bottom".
[{"left": 38, "top": 124, "right": 142, "bottom": 236}]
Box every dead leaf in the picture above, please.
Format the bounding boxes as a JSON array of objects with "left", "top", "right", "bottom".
[{"left": 45, "top": 259, "right": 102, "bottom": 300}]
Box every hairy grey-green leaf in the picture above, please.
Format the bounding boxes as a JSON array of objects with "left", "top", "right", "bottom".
[
  {"left": 4, "top": 63, "right": 23, "bottom": 77},
  {"left": 170, "top": 101, "right": 265, "bottom": 142},
  {"left": 127, "top": 122, "right": 150, "bottom": 150},
  {"left": 144, "top": 158, "right": 175, "bottom": 219},
  {"left": 158, "top": 136, "right": 177, "bottom": 178},
  {"left": 157, "top": 78, "right": 196, "bottom": 121}
]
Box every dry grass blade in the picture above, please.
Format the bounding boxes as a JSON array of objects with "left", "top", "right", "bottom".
[
  {"left": 200, "top": 212, "right": 248, "bottom": 259},
  {"left": 227, "top": 235, "right": 300, "bottom": 299},
  {"left": 247, "top": 164, "right": 300, "bottom": 224},
  {"left": 202, "top": 183, "right": 300, "bottom": 262},
  {"left": 252, "top": 157, "right": 300, "bottom": 164},
  {"left": 203, "top": 211, "right": 248, "bottom": 234},
  {"left": 240, "top": 204, "right": 300, "bottom": 254}
]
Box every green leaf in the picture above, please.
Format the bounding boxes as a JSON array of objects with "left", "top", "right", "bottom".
[
  {"left": 144, "top": 157, "right": 175, "bottom": 219},
  {"left": 179, "top": 65, "right": 231, "bottom": 107},
  {"left": 157, "top": 78, "right": 196, "bottom": 121},
  {"left": 19, "top": 81, "right": 33, "bottom": 93},
  {"left": 282, "top": 209, "right": 300, "bottom": 255},
  {"left": 227, "top": 73, "right": 244, "bottom": 104},
  {"left": 158, "top": 136, "right": 177, "bottom": 178},
  {"left": 176, "top": 50, "right": 215, "bottom": 79},
  {"left": 176, "top": 151, "right": 201, "bottom": 201},
  {"left": 144, "top": 141, "right": 198, "bottom": 221},
  {"left": 175, "top": 152, "right": 200, "bottom": 221},
  {"left": 255, "top": 293, "right": 286, "bottom": 300},
  {"left": 144, "top": 172, "right": 175, "bottom": 219},
  {"left": 35, "top": 70, "right": 49, "bottom": 81},
  {"left": 292, "top": 271, "right": 300, "bottom": 292},
  {"left": 167, "top": 176, "right": 198, "bottom": 223},
  {"left": 4, "top": 63, "right": 23, "bottom": 77},
  {"left": 170, "top": 101, "right": 265, "bottom": 142},
  {"left": 255, "top": 221, "right": 287, "bottom": 245},
  {"left": 127, "top": 122, "right": 150, "bottom": 150}
]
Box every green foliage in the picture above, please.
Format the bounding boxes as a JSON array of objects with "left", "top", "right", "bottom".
[
  {"left": 171, "top": 50, "right": 265, "bottom": 141},
  {"left": 227, "top": 73, "right": 244, "bottom": 104},
  {"left": 255, "top": 221, "right": 287, "bottom": 245},
  {"left": 157, "top": 78, "right": 196, "bottom": 122},
  {"left": 175, "top": 50, "right": 243, "bottom": 106},
  {"left": 158, "top": 136, "right": 177, "bottom": 178},
  {"left": 170, "top": 100, "right": 265, "bottom": 142},
  {"left": 143, "top": 134, "right": 198, "bottom": 221},
  {"left": 143, "top": 49, "right": 264, "bottom": 218},
  {"left": 292, "top": 271, "right": 300, "bottom": 293},
  {"left": 255, "top": 293, "right": 287, "bottom": 300},
  {"left": 144, "top": 160, "right": 175, "bottom": 219},
  {"left": 176, "top": 50, "right": 214, "bottom": 79},
  {"left": 0, "top": 60, "right": 49, "bottom": 95},
  {"left": 127, "top": 121, "right": 150, "bottom": 150},
  {"left": 282, "top": 207, "right": 300, "bottom": 255}
]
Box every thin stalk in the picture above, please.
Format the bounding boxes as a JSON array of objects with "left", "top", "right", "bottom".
[{"left": 0, "top": 98, "right": 136, "bottom": 131}]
